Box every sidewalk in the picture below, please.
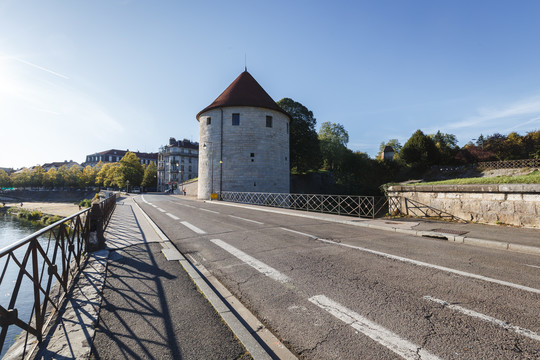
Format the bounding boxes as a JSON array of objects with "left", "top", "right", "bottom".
[
  {"left": 206, "top": 200, "right": 540, "bottom": 256},
  {"left": 90, "top": 196, "right": 252, "bottom": 359}
]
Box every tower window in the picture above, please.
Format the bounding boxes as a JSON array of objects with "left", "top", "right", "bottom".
[
  {"left": 266, "top": 116, "right": 273, "bottom": 128},
  {"left": 207, "top": 117, "right": 211, "bottom": 125},
  {"left": 232, "top": 113, "right": 240, "bottom": 126}
]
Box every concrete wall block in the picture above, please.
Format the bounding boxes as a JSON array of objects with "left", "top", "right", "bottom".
[
  {"left": 499, "top": 201, "right": 515, "bottom": 215},
  {"left": 506, "top": 194, "right": 523, "bottom": 201},
  {"left": 514, "top": 201, "right": 536, "bottom": 215},
  {"left": 468, "top": 193, "right": 483, "bottom": 199},
  {"left": 519, "top": 215, "right": 540, "bottom": 227},
  {"left": 523, "top": 194, "right": 540, "bottom": 202},
  {"left": 482, "top": 193, "right": 505, "bottom": 201}
]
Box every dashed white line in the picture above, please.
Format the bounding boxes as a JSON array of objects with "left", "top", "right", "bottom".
[
  {"left": 200, "top": 208, "right": 220, "bottom": 214},
  {"left": 166, "top": 213, "right": 180, "bottom": 220},
  {"left": 210, "top": 239, "right": 290, "bottom": 283},
  {"left": 180, "top": 221, "right": 207, "bottom": 234},
  {"left": 424, "top": 296, "right": 540, "bottom": 342},
  {"left": 229, "top": 215, "right": 263, "bottom": 225},
  {"left": 309, "top": 295, "right": 440, "bottom": 360},
  {"left": 279, "top": 227, "right": 317, "bottom": 239},
  {"left": 280, "top": 228, "right": 540, "bottom": 295},
  {"left": 151, "top": 204, "right": 158, "bottom": 208},
  {"left": 525, "top": 264, "right": 540, "bottom": 269},
  {"left": 157, "top": 208, "right": 166, "bottom": 213}
]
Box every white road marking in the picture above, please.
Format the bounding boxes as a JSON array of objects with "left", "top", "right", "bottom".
[
  {"left": 280, "top": 227, "right": 317, "bottom": 239},
  {"left": 309, "top": 295, "right": 440, "bottom": 360},
  {"left": 200, "top": 208, "right": 220, "bottom": 214},
  {"left": 229, "top": 215, "right": 264, "bottom": 225},
  {"left": 180, "top": 221, "right": 206, "bottom": 234},
  {"left": 151, "top": 204, "right": 158, "bottom": 208},
  {"left": 312, "top": 238, "right": 540, "bottom": 295},
  {"left": 210, "top": 239, "right": 290, "bottom": 283},
  {"left": 525, "top": 264, "right": 540, "bottom": 269},
  {"left": 424, "top": 296, "right": 540, "bottom": 342},
  {"left": 166, "top": 213, "right": 180, "bottom": 220},
  {"left": 157, "top": 208, "right": 166, "bottom": 213}
]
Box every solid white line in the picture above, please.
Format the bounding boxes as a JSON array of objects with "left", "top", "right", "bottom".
[
  {"left": 157, "top": 208, "right": 166, "bottom": 213},
  {"left": 166, "top": 213, "right": 180, "bottom": 220},
  {"left": 312, "top": 238, "right": 540, "bottom": 295},
  {"left": 229, "top": 215, "right": 264, "bottom": 225},
  {"left": 181, "top": 221, "right": 207, "bottom": 234},
  {"left": 210, "top": 239, "right": 290, "bottom": 283},
  {"left": 141, "top": 195, "right": 148, "bottom": 203},
  {"left": 280, "top": 227, "right": 317, "bottom": 239},
  {"left": 423, "top": 296, "right": 540, "bottom": 342},
  {"left": 200, "top": 208, "right": 220, "bottom": 214},
  {"left": 525, "top": 264, "right": 540, "bottom": 269},
  {"left": 309, "top": 295, "right": 440, "bottom": 360}
]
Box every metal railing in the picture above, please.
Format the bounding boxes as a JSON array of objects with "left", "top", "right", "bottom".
[
  {"left": 220, "top": 191, "right": 391, "bottom": 218},
  {"left": 0, "top": 195, "right": 117, "bottom": 357},
  {"left": 478, "top": 158, "right": 540, "bottom": 169}
]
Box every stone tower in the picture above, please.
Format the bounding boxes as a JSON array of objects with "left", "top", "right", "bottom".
[{"left": 197, "top": 70, "right": 290, "bottom": 200}]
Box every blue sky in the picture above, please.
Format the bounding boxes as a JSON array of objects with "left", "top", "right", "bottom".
[{"left": 2, "top": 0, "right": 540, "bottom": 168}]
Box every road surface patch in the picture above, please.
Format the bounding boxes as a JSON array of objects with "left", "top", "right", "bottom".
[
  {"left": 166, "top": 213, "right": 180, "bottom": 220},
  {"left": 229, "top": 215, "right": 264, "bottom": 225},
  {"left": 423, "top": 296, "right": 540, "bottom": 342},
  {"left": 279, "top": 228, "right": 317, "bottom": 239},
  {"left": 180, "top": 221, "right": 207, "bottom": 234},
  {"left": 210, "top": 239, "right": 291, "bottom": 283},
  {"left": 309, "top": 295, "right": 441, "bottom": 360},
  {"left": 312, "top": 238, "right": 540, "bottom": 295},
  {"left": 200, "top": 208, "right": 220, "bottom": 214}
]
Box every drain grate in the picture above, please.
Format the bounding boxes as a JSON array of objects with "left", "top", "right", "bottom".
[{"left": 431, "top": 228, "right": 468, "bottom": 236}]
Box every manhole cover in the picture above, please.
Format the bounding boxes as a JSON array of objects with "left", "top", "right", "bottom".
[{"left": 431, "top": 228, "right": 468, "bottom": 236}]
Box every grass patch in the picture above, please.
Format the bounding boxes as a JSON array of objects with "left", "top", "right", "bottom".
[{"left": 416, "top": 170, "right": 540, "bottom": 185}]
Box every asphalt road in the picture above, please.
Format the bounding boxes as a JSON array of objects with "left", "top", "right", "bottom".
[{"left": 137, "top": 194, "right": 540, "bottom": 360}]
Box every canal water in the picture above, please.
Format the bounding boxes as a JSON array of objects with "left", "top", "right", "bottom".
[{"left": 0, "top": 214, "right": 46, "bottom": 356}]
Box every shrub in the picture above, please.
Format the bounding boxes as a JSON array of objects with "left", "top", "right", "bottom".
[{"left": 79, "top": 198, "right": 92, "bottom": 208}]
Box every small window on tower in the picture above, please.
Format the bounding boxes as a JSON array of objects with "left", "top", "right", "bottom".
[
  {"left": 207, "top": 117, "right": 211, "bottom": 125},
  {"left": 232, "top": 113, "right": 240, "bottom": 126},
  {"left": 266, "top": 116, "right": 273, "bottom": 128}
]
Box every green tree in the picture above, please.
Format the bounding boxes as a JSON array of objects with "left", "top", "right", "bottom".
[
  {"left": 429, "top": 131, "right": 458, "bottom": 165},
  {"left": 0, "top": 169, "right": 12, "bottom": 188},
  {"left": 96, "top": 163, "right": 120, "bottom": 188},
  {"left": 141, "top": 162, "right": 157, "bottom": 189},
  {"left": 56, "top": 165, "right": 69, "bottom": 189},
  {"left": 30, "top": 166, "right": 46, "bottom": 188},
  {"left": 43, "top": 168, "right": 58, "bottom": 189},
  {"left": 318, "top": 122, "right": 349, "bottom": 172},
  {"left": 277, "top": 98, "right": 322, "bottom": 173},
  {"left": 400, "top": 130, "right": 439, "bottom": 170},
  {"left": 11, "top": 168, "right": 31, "bottom": 189},
  {"left": 119, "top": 152, "right": 144, "bottom": 187}
]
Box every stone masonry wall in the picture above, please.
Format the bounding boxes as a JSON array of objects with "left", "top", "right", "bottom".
[
  {"left": 198, "top": 106, "right": 289, "bottom": 199},
  {"left": 388, "top": 184, "right": 540, "bottom": 228}
]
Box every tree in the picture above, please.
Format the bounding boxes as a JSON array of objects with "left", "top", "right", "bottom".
[
  {"left": 0, "top": 170, "right": 12, "bottom": 188},
  {"left": 430, "top": 131, "right": 458, "bottom": 165},
  {"left": 43, "top": 168, "right": 58, "bottom": 189},
  {"left": 66, "top": 165, "right": 82, "bottom": 188},
  {"left": 318, "top": 122, "right": 349, "bottom": 172},
  {"left": 30, "top": 166, "right": 46, "bottom": 188},
  {"left": 400, "top": 130, "right": 439, "bottom": 170},
  {"left": 141, "top": 162, "right": 158, "bottom": 189},
  {"left": 119, "top": 152, "right": 144, "bottom": 187},
  {"left": 277, "top": 98, "right": 322, "bottom": 173}
]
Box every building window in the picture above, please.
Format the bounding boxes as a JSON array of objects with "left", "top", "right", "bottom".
[
  {"left": 189, "top": 166, "right": 192, "bottom": 172},
  {"left": 181, "top": 165, "right": 184, "bottom": 171},
  {"left": 266, "top": 116, "right": 272, "bottom": 128},
  {"left": 189, "top": 158, "right": 192, "bottom": 163},
  {"left": 232, "top": 113, "right": 240, "bottom": 126},
  {"left": 207, "top": 117, "right": 211, "bottom": 125}
]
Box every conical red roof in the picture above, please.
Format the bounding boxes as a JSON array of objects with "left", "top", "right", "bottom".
[{"left": 196, "top": 71, "right": 290, "bottom": 120}]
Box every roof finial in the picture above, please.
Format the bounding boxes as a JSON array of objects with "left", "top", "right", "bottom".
[{"left": 244, "top": 53, "right": 247, "bottom": 72}]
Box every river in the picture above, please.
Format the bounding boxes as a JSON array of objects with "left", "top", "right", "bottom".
[{"left": 0, "top": 214, "right": 46, "bottom": 356}]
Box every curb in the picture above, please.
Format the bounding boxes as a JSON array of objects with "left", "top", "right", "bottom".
[
  {"left": 133, "top": 197, "right": 296, "bottom": 360},
  {"left": 203, "top": 200, "right": 540, "bottom": 257}
]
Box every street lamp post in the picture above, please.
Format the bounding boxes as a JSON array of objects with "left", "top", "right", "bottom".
[{"left": 126, "top": 180, "right": 130, "bottom": 193}]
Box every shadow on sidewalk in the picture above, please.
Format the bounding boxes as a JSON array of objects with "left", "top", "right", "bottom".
[{"left": 90, "top": 206, "right": 183, "bottom": 359}]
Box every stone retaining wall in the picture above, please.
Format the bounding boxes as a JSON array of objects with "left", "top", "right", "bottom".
[
  {"left": 181, "top": 179, "right": 198, "bottom": 197},
  {"left": 388, "top": 184, "right": 540, "bottom": 228}
]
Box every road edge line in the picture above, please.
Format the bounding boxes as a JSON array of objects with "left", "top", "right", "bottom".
[{"left": 133, "top": 197, "right": 296, "bottom": 360}]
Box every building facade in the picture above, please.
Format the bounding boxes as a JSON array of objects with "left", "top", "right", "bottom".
[
  {"left": 83, "top": 149, "right": 157, "bottom": 167},
  {"left": 197, "top": 70, "right": 290, "bottom": 200},
  {"left": 157, "top": 138, "right": 199, "bottom": 192}
]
